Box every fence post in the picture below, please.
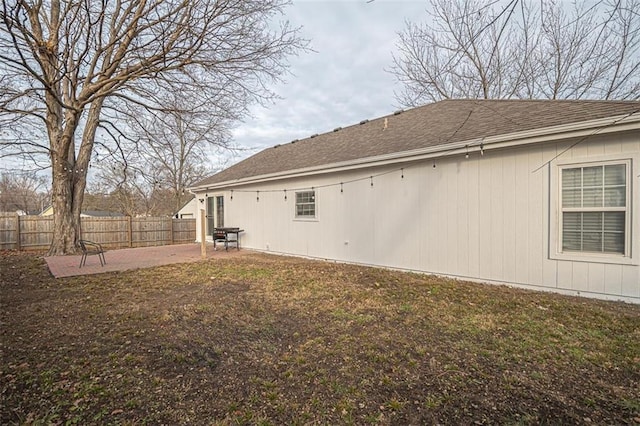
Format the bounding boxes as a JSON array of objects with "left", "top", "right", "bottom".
[
  {"left": 200, "top": 209, "right": 206, "bottom": 258},
  {"left": 169, "top": 218, "right": 174, "bottom": 245},
  {"left": 15, "top": 214, "right": 21, "bottom": 251},
  {"left": 127, "top": 216, "right": 132, "bottom": 247}
]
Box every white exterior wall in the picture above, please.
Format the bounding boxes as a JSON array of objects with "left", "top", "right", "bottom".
[{"left": 196, "top": 134, "right": 639, "bottom": 302}]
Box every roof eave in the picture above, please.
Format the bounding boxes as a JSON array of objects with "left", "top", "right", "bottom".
[{"left": 190, "top": 112, "right": 640, "bottom": 192}]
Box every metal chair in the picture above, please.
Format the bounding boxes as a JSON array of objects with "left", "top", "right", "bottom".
[{"left": 79, "top": 240, "right": 106, "bottom": 267}]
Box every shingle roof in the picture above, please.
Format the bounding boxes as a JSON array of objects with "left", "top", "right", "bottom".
[
  {"left": 82, "top": 210, "right": 125, "bottom": 217},
  {"left": 194, "top": 99, "right": 640, "bottom": 188}
]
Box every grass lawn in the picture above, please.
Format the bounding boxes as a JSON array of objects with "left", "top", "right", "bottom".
[{"left": 1, "top": 250, "right": 639, "bottom": 425}]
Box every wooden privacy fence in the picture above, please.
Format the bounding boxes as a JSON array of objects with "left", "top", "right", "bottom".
[{"left": 0, "top": 214, "right": 196, "bottom": 251}]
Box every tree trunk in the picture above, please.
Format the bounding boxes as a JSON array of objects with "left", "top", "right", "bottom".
[
  {"left": 48, "top": 156, "right": 81, "bottom": 255},
  {"left": 46, "top": 100, "right": 99, "bottom": 255}
]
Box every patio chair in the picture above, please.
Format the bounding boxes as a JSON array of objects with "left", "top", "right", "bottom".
[{"left": 79, "top": 240, "right": 106, "bottom": 268}]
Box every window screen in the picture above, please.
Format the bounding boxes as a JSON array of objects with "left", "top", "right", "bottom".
[{"left": 561, "top": 164, "right": 626, "bottom": 254}]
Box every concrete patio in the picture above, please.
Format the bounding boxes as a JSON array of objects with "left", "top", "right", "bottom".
[{"left": 44, "top": 243, "right": 246, "bottom": 278}]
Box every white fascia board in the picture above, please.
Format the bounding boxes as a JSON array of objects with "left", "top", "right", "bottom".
[{"left": 193, "top": 112, "right": 640, "bottom": 191}]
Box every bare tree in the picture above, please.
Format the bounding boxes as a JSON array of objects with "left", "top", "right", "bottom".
[
  {"left": 89, "top": 148, "right": 178, "bottom": 217},
  {"left": 391, "top": 0, "right": 640, "bottom": 106},
  {"left": 0, "top": 0, "right": 306, "bottom": 254},
  {"left": 0, "top": 171, "right": 49, "bottom": 214},
  {"left": 81, "top": 191, "right": 119, "bottom": 215},
  {"left": 123, "top": 90, "right": 233, "bottom": 214},
  {"left": 90, "top": 154, "right": 151, "bottom": 217},
  {"left": 88, "top": 91, "right": 229, "bottom": 217}
]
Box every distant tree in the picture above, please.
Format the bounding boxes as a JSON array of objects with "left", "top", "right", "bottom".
[
  {"left": 121, "top": 90, "right": 233, "bottom": 215},
  {"left": 87, "top": 88, "right": 239, "bottom": 217},
  {"left": 90, "top": 151, "right": 183, "bottom": 217},
  {"left": 391, "top": 0, "right": 640, "bottom": 106},
  {"left": 0, "top": 171, "right": 49, "bottom": 214},
  {"left": 1, "top": 0, "right": 306, "bottom": 254},
  {"left": 81, "top": 192, "right": 117, "bottom": 215}
]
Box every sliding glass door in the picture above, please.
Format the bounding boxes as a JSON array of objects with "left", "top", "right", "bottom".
[{"left": 206, "top": 196, "right": 224, "bottom": 236}]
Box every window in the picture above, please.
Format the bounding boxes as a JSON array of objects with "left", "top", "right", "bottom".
[
  {"left": 295, "top": 190, "right": 316, "bottom": 218},
  {"left": 560, "top": 162, "right": 628, "bottom": 255}
]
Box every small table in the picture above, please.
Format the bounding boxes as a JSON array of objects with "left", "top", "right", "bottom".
[{"left": 213, "top": 227, "right": 244, "bottom": 251}]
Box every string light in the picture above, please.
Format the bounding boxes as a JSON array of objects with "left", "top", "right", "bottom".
[
  {"left": 223, "top": 166, "right": 411, "bottom": 197},
  {"left": 230, "top": 190, "right": 233, "bottom": 200},
  {"left": 465, "top": 145, "right": 469, "bottom": 159},
  {"left": 480, "top": 142, "right": 484, "bottom": 156},
  {"left": 217, "top": 156, "right": 490, "bottom": 200}
]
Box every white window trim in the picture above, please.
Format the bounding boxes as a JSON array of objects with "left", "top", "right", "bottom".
[
  {"left": 550, "top": 155, "right": 636, "bottom": 265},
  {"left": 294, "top": 190, "right": 318, "bottom": 221}
]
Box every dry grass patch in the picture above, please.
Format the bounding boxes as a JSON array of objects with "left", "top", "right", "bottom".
[{"left": 1, "top": 250, "right": 639, "bottom": 425}]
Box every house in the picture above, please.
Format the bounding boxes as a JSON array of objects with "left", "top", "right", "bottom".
[
  {"left": 39, "top": 205, "right": 53, "bottom": 216},
  {"left": 190, "top": 99, "right": 640, "bottom": 303},
  {"left": 174, "top": 196, "right": 198, "bottom": 219}
]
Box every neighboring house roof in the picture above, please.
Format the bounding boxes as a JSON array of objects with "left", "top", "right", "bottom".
[
  {"left": 192, "top": 99, "right": 640, "bottom": 189},
  {"left": 0, "top": 210, "right": 33, "bottom": 216},
  {"left": 40, "top": 206, "right": 125, "bottom": 217},
  {"left": 81, "top": 210, "right": 125, "bottom": 217}
]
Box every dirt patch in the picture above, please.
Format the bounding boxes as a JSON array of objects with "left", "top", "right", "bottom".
[{"left": 1, "top": 250, "right": 639, "bottom": 424}]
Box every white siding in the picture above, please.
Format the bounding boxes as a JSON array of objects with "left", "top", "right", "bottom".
[{"left": 196, "top": 133, "right": 640, "bottom": 302}]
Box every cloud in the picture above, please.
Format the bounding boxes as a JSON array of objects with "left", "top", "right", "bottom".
[{"left": 227, "top": 0, "right": 428, "bottom": 160}]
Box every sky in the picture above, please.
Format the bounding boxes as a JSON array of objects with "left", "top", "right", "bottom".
[
  {"left": 226, "top": 0, "right": 429, "bottom": 164},
  {"left": 0, "top": 0, "right": 429, "bottom": 183}
]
